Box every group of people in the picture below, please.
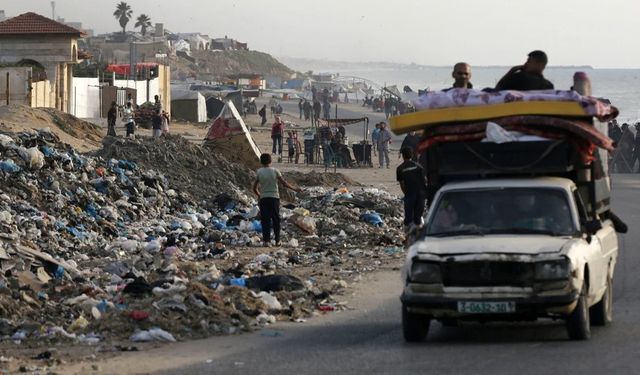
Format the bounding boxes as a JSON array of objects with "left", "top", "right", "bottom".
[
  {"left": 363, "top": 96, "right": 408, "bottom": 119},
  {"left": 608, "top": 120, "right": 640, "bottom": 173},
  {"left": 106, "top": 94, "right": 170, "bottom": 139}
]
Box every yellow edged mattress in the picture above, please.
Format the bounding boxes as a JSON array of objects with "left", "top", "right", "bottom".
[{"left": 390, "top": 101, "right": 588, "bottom": 135}]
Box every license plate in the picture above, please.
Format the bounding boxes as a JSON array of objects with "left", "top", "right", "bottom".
[{"left": 457, "top": 301, "right": 516, "bottom": 314}]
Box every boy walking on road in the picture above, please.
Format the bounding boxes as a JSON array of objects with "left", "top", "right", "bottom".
[{"left": 253, "top": 153, "right": 302, "bottom": 247}]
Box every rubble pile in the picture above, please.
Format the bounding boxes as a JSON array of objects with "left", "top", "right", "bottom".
[
  {"left": 0, "top": 129, "right": 405, "bottom": 349},
  {"left": 94, "top": 135, "right": 256, "bottom": 208}
]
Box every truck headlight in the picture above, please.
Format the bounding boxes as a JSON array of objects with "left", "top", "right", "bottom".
[
  {"left": 534, "top": 259, "right": 570, "bottom": 280},
  {"left": 410, "top": 262, "right": 442, "bottom": 284}
]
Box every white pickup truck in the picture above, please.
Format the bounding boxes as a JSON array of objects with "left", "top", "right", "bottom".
[{"left": 401, "top": 176, "right": 619, "bottom": 341}]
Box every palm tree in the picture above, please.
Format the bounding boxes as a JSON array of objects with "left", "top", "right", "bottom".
[
  {"left": 135, "top": 14, "right": 152, "bottom": 36},
  {"left": 113, "top": 2, "right": 133, "bottom": 34}
]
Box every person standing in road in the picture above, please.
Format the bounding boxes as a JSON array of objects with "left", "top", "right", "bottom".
[
  {"left": 313, "top": 100, "right": 322, "bottom": 126},
  {"left": 272, "top": 115, "right": 285, "bottom": 158},
  {"left": 122, "top": 102, "right": 136, "bottom": 138},
  {"left": 152, "top": 109, "right": 162, "bottom": 138},
  {"left": 377, "top": 122, "right": 393, "bottom": 168},
  {"left": 399, "top": 131, "right": 421, "bottom": 161},
  {"left": 298, "top": 98, "right": 304, "bottom": 119},
  {"left": 259, "top": 104, "right": 267, "bottom": 126},
  {"left": 397, "top": 147, "right": 428, "bottom": 233},
  {"left": 303, "top": 100, "right": 312, "bottom": 121},
  {"left": 107, "top": 101, "right": 117, "bottom": 137},
  {"left": 371, "top": 122, "right": 381, "bottom": 156},
  {"left": 253, "top": 153, "right": 302, "bottom": 247}
]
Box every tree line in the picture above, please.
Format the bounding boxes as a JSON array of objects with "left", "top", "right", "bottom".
[{"left": 113, "top": 1, "right": 153, "bottom": 36}]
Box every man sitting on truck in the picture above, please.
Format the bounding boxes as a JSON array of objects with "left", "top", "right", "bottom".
[
  {"left": 443, "top": 62, "right": 473, "bottom": 91},
  {"left": 397, "top": 147, "right": 428, "bottom": 233},
  {"left": 495, "top": 50, "right": 554, "bottom": 91}
]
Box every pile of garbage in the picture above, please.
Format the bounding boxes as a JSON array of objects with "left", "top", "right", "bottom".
[
  {"left": 94, "top": 135, "right": 256, "bottom": 208},
  {"left": 0, "top": 129, "right": 405, "bottom": 349}
]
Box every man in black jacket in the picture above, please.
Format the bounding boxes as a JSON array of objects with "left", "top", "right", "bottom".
[{"left": 496, "top": 50, "right": 554, "bottom": 91}]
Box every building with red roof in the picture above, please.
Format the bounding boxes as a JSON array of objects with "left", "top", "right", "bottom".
[{"left": 0, "top": 12, "right": 85, "bottom": 111}]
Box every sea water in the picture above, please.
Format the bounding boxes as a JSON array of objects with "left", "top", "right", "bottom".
[{"left": 326, "top": 66, "right": 640, "bottom": 123}]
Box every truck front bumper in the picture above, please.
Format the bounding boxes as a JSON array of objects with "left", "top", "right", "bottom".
[{"left": 401, "top": 284, "right": 580, "bottom": 318}]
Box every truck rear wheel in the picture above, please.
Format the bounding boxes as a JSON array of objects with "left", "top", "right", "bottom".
[
  {"left": 590, "top": 276, "right": 613, "bottom": 326},
  {"left": 566, "top": 283, "right": 591, "bottom": 340},
  {"left": 402, "top": 305, "right": 430, "bottom": 342}
]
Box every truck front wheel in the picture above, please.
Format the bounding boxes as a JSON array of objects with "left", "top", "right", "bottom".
[
  {"left": 566, "top": 283, "right": 591, "bottom": 340},
  {"left": 402, "top": 304, "right": 430, "bottom": 342}
]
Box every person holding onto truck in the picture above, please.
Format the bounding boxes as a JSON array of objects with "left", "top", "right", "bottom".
[
  {"left": 495, "top": 50, "right": 554, "bottom": 91},
  {"left": 397, "top": 147, "right": 428, "bottom": 233},
  {"left": 252, "top": 153, "right": 302, "bottom": 247},
  {"left": 377, "top": 122, "right": 393, "bottom": 168},
  {"left": 443, "top": 62, "right": 473, "bottom": 91}
]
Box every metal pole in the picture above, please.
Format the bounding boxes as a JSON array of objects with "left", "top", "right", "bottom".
[
  {"left": 74, "top": 86, "right": 77, "bottom": 116},
  {"left": 5, "top": 72, "right": 9, "bottom": 105}
]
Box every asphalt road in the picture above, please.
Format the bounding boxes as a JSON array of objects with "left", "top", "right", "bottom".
[{"left": 147, "top": 174, "right": 639, "bottom": 375}]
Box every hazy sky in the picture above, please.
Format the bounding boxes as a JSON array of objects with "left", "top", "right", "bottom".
[{"left": 3, "top": 0, "right": 639, "bottom": 68}]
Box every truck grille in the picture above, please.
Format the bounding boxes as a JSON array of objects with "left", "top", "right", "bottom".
[{"left": 441, "top": 261, "right": 533, "bottom": 287}]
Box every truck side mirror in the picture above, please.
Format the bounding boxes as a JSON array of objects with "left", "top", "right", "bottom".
[{"left": 584, "top": 220, "right": 602, "bottom": 235}]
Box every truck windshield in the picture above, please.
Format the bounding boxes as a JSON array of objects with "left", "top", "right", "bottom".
[{"left": 426, "top": 187, "right": 577, "bottom": 237}]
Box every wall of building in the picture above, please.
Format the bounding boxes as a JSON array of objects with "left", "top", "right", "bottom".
[
  {"left": 30, "top": 80, "right": 53, "bottom": 107},
  {"left": 0, "top": 67, "right": 31, "bottom": 105},
  {"left": 70, "top": 77, "right": 100, "bottom": 118}
]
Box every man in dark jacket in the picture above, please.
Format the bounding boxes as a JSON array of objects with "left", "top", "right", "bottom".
[
  {"left": 397, "top": 147, "right": 427, "bottom": 233},
  {"left": 107, "top": 101, "right": 118, "bottom": 137},
  {"left": 399, "top": 131, "right": 421, "bottom": 161},
  {"left": 495, "top": 50, "right": 554, "bottom": 91},
  {"left": 259, "top": 105, "right": 267, "bottom": 126}
]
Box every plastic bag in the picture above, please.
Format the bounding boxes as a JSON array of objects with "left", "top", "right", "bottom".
[{"left": 483, "top": 122, "right": 517, "bottom": 144}]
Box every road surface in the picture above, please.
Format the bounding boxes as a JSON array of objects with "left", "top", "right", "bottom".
[{"left": 63, "top": 174, "right": 640, "bottom": 375}]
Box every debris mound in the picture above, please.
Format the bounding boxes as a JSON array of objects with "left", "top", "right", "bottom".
[
  {"left": 94, "top": 135, "right": 256, "bottom": 207},
  {"left": 0, "top": 128, "right": 405, "bottom": 355},
  {"left": 283, "top": 170, "right": 359, "bottom": 187}
]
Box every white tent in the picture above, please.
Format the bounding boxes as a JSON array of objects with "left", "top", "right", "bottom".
[
  {"left": 171, "top": 89, "right": 207, "bottom": 123},
  {"left": 204, "top": 101, "right": 261, "bottom": 168}
]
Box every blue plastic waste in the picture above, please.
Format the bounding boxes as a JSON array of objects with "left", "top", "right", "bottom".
[
  {"left": 210, "top": 219, "right": 226, "bottom": 230},
  {"left": 0, "top": 160, "right": 21, "bottom": 173},
  {"left": 96, "top": 300, "right": 109, "bottom": 313},
  {"left": 229, "top": 278, "right": 247, "bottom": 287},
  {"left": 85, "top": 203, "right": 98, "bottom": 217},
  {"left": 359, "top": 212, "right": 384, "bottom": 227},
  {"left": 53, "top": 265, "right": 65, "bottom": 279},
  {"left": 40, "top": 146, "right": 55, "bottom": 157},
  {"left": 251, "top": 220, "right": 262, "bottom": 232},
  {"left": 118, "top": 160, "right": 137, "bottom": 170}
]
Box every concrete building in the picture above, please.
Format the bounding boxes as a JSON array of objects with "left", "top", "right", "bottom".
[
  {"left": 0, "top": 12, "right": 84, "bottom": 111},
  {"left": 211, "top": 36, "right": 248, "bottom": 51}
]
